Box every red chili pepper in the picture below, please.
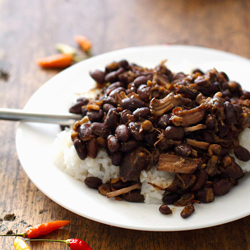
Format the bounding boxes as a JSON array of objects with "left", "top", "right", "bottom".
[
  {"left": 0, "top": 220, "right": 70, "bottom": 238},
  {"left": 27, "top": 238, "right": 93, "bottom": 250},
  {"left": 68, "top": 238, "right": 92, "bottom": 250}
]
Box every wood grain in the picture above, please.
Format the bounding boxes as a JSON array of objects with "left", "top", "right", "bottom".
[{"left": 1, "top": 0, "right": 250, "bottom": 249}]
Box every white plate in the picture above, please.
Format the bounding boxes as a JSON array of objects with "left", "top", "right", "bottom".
[{"left": 16, "top": 45, "right": 250, "bottom": 231}]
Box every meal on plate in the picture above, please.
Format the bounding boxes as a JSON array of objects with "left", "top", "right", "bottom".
[{"left": 53, "top": 59, "right": 250, "bottom": 218}]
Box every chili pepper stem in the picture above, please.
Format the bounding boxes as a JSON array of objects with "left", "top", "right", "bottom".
[
  {"left": 0, "top": 232, "right": 26, "bottom": 237},
  {"left": 26, "top": 238, "right": 70, "bottom": 246}
]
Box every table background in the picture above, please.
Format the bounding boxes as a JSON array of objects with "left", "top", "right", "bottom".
[{"left": 1, "top": 0, "right": 250, "bottom": 249}]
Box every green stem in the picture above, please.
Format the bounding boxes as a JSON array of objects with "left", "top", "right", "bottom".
[
  {"left": 26, "top": 238, "right": 70, "bottom": 246},
  {"left": 0, "top": 233, "right": 26, "bottom": 237}
]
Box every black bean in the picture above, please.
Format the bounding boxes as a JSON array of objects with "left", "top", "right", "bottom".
[
  {"left": 173, "top": 72, "right": 186, "bottom": 80},
  {"left": 126, "top": 86, "right": 137, "bottom": 94},
  {"left": 84, "top": 176, "right": 102, "bottom": 189},
  {"left": 120, "top": 109, "right": 134, "bottom": 124},
  {"left": 107, "top": 135, "right": 120, "bottom": 153},
  {"left": 112, "top": 179, "right": 131, "bottom": 189},
  {"left": 158, "top": 114, "right": 170, "bottom": 129},
  {"left": 105, "top": 61, "right": 119, "bottom": 73},
  {"left": 159, "top": 204, "right": 172, "bottom": 215},
  {"left": 105, "top": 81, "right": 124, "bottom": 95},
  {"left": 241, "top": 90, "right": 250, "bottom": 100},
  {"left": 69, "top": 98, "right": 88, "bottom": 114},
  {"left": 162, "top": 192, "right": 180, "bottom": 204},
  {"left": 192, "top": 69, "right": 204, "bottom": 75},
  {"left": 122, "top": 190, "right": 144, "bottom": 202},
  {"left": 90, "top": 70, "right": 105, "bottom": 84},
  {"left": 137, "top": 85, "right": 151, "bottom": 102},
  {"left": 111, "top": 151, "right": 122, "bottom": 166},
  {"left": 109, "top": 87, "right": 126, "bottom": 97},
  {"left": 102, "top": 96, "right": 118, "bottom": 106},
  {"left": 87, "top": 109, "right": 104, "bottom": 122},
  {"left": 69, "top": 102, "right": 84, "bottom": 114},
  {"left": 224, "top": 101, "right": 236, "bottom": 124},
  {"left": 180, "top": 203, "right": 195, "bottom": 219},
  {"left": 121, "top": 98, "right": 144, "bottom": 111},
  {"left": 165, "top": 126, "right": 184, "bottom": 140},
  {"left": 76, "top": 97, "right": 89, "bottom": 104},
  {"left": 205, "top": 82, "right": 219, "bottom": 96},
  {"left": 221, "top": 81, "right": 229, "bottom": 90},
  {"left": 120, "top": 140, "right": 138, "bottom": 152},
  {"left": 118, "top": 59, "right": 129, "bottom": 68},
  {"left": 74, "top": 139, "right": 87, "bottom": 160},
  {"left": 234, "top": 145, "right": 250, "bottom": 162},
  {"left": 119, "top": 72, "right": 134, "bottom": 84},
  {"left": 191, "top": 170, "right": 208, "bottom": 192},
  {"left": 87, "top": 138, "right": 98, "bottom": 158},
  {"left": 81, "top": 108, "right": 87, "bottom": 116},
  {"left": 222, "top": 90, "right": 232, "bottom": 99},
  {"left": 133, "top": 75, "right": 152, "bottom": 88},
  {"left": 115, "top": 124, "right": 130, "bottom": 142},
  {"left": 104, "top": 108, "right": 119, "bottom": 129},
  {"left": 223, "top": 161, "right": 243, "bottom": 179},
  {"left": 174, "top": 144, "right": 192, "bottom": 157},
  {"left": 233, "top": 104, "right": 243, "bottom": 118},
  {"left": 213, "top": 179, "right": 232, "bottom": 196},
  {"left": 218, "top": 124, "right": 230, "bottom": 138},
  {"left": 219, "top": 71, "right": 229, "bottom": 81},
  {"left": 144, "top": 131, "right": 158, "bottom": 146},
  {"left": 128, "top": 122, "right": 144, "bottom": 141},
  {"left": 228, "top": 81, "right": 242, "bottom": 96},
  {"left": 78, "top": 123, "right": 93, "bottom": 141},
  {"left": 133, "top": 107, "right": 150, "bottom": 119},
  {"left": 91, "top": 122, "right": 109, "bottom": 137},
  {"left": 102, "top": 103, "right": 115, "bottom": 112},
  {"left": 104, "top": 68, "right": 125, "bottom": 83}
]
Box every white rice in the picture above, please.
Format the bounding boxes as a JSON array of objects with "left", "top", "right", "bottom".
[
  {"left": 140, "top": 168, "right": 175, "bottom": 204},
  {"left": 53, "top": 127, "right": 250, "bottom": 204},
  {"left": 53, "top": 129, "right": 119, "bottom": 184},
  {"left": 53, "top": 129, "right": 174, "bottom": 204}
]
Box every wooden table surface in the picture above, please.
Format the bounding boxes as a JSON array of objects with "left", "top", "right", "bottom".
[{"left": 1, "top": 0, "right": 250, "bottom": 249}]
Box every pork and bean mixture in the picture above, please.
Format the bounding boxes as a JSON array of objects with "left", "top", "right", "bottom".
[{"left": 69, "top": 59, "right": 250, "bottom": 218}]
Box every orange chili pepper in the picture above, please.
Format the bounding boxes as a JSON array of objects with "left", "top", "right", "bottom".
[
  {"left": 0, "top": 220, "right": 70, "bottom": 238},
  {"left": 25, "top": 220, "right": 70, "bottom": 238},
  {"left": 37, "top": 53, "right": 73, "bottom": 68},
  {"left": 74, "top": 35, "right": 92, "bottom": 52},
  {"left": 14, "top": 237, "right": 31, "bottom": 250}
]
